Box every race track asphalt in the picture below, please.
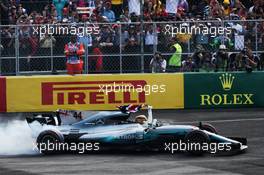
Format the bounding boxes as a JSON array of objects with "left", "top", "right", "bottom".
[{"left": 0, "top": 109, "right": 263, "bottom": 175}]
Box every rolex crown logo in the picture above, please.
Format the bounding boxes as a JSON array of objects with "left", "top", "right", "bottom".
[{"left": 219, "top": 73, "right": 235, "bottom": 91}]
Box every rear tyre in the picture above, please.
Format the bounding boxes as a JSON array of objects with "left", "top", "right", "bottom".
[
  {"left": 184, "top": 130, "right": 210, "bottom": 156},
  {"left": 37, "top": 131, "right": 63, "bottom": 154}
]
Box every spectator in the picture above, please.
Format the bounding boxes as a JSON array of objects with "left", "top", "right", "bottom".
[
  {"left": 124, "top": 25, "right": 140, "bottom": 50},
  {"left": 233, "top": 48, "right": 247, "bottom": 71},
  {"left": 229, "top": 17, "right": 245, "bottom": 51},
  {"left": 119, "top": 6, "right": 131, "bottom": 22},
  {"left": 39, "top": 33, "right": 56, "bottom": 70},
  {"left": 249, "top": 0, "right": 264, "bottom": 19},
  {"left": 150, "top": 51, "right": 166, "bottom": 73},
  {"left": 52, "top": 0, "right": 68, "bottom": 21},
  {"left": 68, "top": 10, "right": 79, "bottom": 23},
  {"left": 193, "top": 23, "right": 210, "bottom": 48},
  {"left": 89, "top": 40, "right": 103, "bottom": 73},
  {"left": 0, "top": 0, "right": 8, "bottom": 24},
  {"left": 222, "top": 0, "right": 232, "bottom": 17},
  {"left": 111, "top": 0, "right": 123, "bottom": 20},
  {"left": 124, "top": 25, "right": 140, "bottom": 72},
  {"left": 120, "top": 25, "right": 129, "bottom": 50},
  {"left": 130, "top": 11, "right": 140, "bottom": 22},
  {"left": 178, "top": 0, "right": 189, "bottom": 12},
  {"left": 42, "top": 5, "right": 51, "bottom": 19},
  {"left": 191, "top": 44, "right": 206, "bottom": 71},
  {"left": 99, "top": 25, "right": 114, "bottom": 47},
  {"left": 181, "top": 56, "right": 195, "bottom": 72},
  {"left": 189, "top": 0, "right": 208, "bottom": 17},
  {"left": 210, "top": 35, "right": 234, "bottom": 51},
  {"left": 101, "top": 1, "right": 116, "bottom": 22},
  {"left": 144, "top": 25, "right": 158, "bottom": 53},
  {"left": 17, "top": 4, "right": 27, "bottom": 17},
  {"left": 191, "top": 44, "right": 214, "bottom": 72},
  {"left": 78, "top": 27, "right": 93, "bottom": 48},
  {"left": 166, "top": 0, "right": 179, "bottom": 14},
  {"left": 143, "top": 0, "right": 152, "bottom": 19},
  {"left": 154, "top": 2, "right": 168, "bottom": 20},
  {"left": 232, "top": 0, "right": 247, "bottom": 19},
  {"left": 200, "top": 52, "right": 214, "bottom": 72},
  {"left": 112, "top": 24, "right": 121, "bottom": 53},
  {"left": 61, "top": 6, "right": 70, "bottom": 23},
  {"left": 210, "top": 0, "right": 224, "bottom": 18},
  {"left": 128, "top": 0, "right": 140, "bottom": 16},
  {"left": 17, "top": 15, "right": 38, "bottom": 70},
  {"left": 242, "top": 47, "right": 258, "bottom": 71},
  {"left": 39, "top": 33, "right": 56, "bottom": 51},
  {"left": 0, "top": 27, "right": 15, "bottom": 74},
  {"left": 1, "top": 27, "right": 15, "bottom": 56},
  {"left": 212, "top": 45, "right": 229, "bottom": 72},
  {"left": 9, "top": 5, "right": 19, "bottom": 24},
  {"left": 77, "top": 0, "right": 86, "bottom": 7}
]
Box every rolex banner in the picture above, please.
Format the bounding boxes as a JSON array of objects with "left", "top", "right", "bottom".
[{"left": 184, "top": 72, "right": 264, "bottom": 108}]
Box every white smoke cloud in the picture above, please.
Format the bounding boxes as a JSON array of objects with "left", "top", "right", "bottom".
[
  {"left": 0, "top": 120, "right": 39, "bottom": 155},
  {"left": 0, "top": 112, "right": 82, "bottom": 156}
]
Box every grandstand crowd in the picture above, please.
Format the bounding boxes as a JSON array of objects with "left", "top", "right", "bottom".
[
  {"left": 1, "top": 0, "right": 264, "bottom": 24},
  {"left": 0, "top": 0, "right": 264, "bottom": 74}
]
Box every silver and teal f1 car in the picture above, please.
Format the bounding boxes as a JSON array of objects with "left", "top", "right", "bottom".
[{"left": 26, "top": 105, "right": 247, "bottom": 155}]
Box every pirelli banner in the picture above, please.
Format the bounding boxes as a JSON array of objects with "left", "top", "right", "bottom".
[
  {"left": 1, "top": 74, "right": 184, "bottom": 112},
  {"left": 184, "top": 72, "right": 264, "bottom": 108}
]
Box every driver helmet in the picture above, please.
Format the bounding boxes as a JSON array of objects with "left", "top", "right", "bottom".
[{"left": 135, "top": 115, "right": 147, "bottom": 125}]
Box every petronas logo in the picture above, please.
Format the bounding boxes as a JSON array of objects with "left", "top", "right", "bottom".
[{"left": 219, "top": 73, "right": 235, "bottom": 91}]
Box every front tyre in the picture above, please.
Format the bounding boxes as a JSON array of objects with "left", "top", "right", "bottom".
[
  {"left": 199, "top": 123, "right": 218, "bottom": 134},
  {"left": 184, "top": 130, "right": 210, "bottom": 156}
]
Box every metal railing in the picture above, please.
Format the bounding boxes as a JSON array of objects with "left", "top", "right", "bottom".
[{"left": 0, "top": 20, "right": 264, "bottom": 75}]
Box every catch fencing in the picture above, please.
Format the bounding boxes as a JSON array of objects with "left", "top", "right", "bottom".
[{"left": 0, "top": 20, "right": 263, "bottom": 75}]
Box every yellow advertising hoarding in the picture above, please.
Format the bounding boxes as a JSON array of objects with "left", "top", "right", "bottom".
[{"left": 6, "top": 74, "right": 184, "bottom": 112}]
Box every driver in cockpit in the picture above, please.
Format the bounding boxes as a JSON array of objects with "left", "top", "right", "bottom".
[{"left": 135, "top": 115, "right": 148, "bottom": 125}]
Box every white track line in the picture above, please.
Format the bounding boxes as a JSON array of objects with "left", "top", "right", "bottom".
[{"left": 171, "top": 118, "right": 264, "bottom": 124}]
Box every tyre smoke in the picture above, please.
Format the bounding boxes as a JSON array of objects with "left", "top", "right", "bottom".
[{"left": 0, "top": 119, "right": 39, "bottom": 155}]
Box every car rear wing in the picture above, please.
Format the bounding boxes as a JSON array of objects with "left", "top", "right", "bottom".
[{"left": 26, "top": 113, "right": 61, "bottom": 126}]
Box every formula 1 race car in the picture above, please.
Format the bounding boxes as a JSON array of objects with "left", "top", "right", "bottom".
[{"left": 26, "top": 104, "right": 248, "bottom": 155}]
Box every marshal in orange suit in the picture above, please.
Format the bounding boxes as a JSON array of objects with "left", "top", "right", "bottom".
[{"left": 64, "top": 36, "right": 85, "bottom": 75}]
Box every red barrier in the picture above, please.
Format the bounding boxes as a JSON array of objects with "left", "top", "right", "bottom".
[{"left": 0, "top": 77, "right": 7, "bottom": 112}]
